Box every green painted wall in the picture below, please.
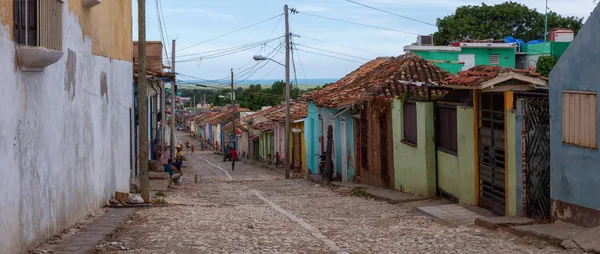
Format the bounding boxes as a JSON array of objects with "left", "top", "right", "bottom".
[
  {"left": 411, "top": 47, "right": 516, "bottom": 74},
  {"left": 524, "top": 42, "right": 571, "bottom": 58},
  {"left": 436, "top": 106, "right": 476, "bottom": 205},
  {"left": 392, "top": 100, "right": 437, "bottom": 197},
  {"left": 461, "top": 48, "right": 516, "bottom": 68},
  {"left": 411, "top": 51, "right": 462, "bottom": 74},
  {"left": 506, "top": 110, "right": 517, "bottom": 216}
]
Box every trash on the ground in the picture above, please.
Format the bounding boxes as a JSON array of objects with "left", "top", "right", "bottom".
[
  {"left": 130, "top": 194, "right": 144, "bottom": 204},
  {"left": 111, "top": 242, "right": 118, "bottom": 245},
  {"left": 120, "top": 246, "right": 129, "bottom": 250},
  {"left": 71, "top": 232, "right": 75, "bottom": 236},
  {"left": 395, "top": 204, "right": 402, "bottom": 207}
]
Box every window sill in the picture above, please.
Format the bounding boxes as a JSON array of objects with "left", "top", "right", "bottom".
[
  {"left": 83, "top": 0, "right": 101, "bottom": 8},
  {"left": 401, "top": 140, "right": 417, "bottom": 148},
  {"left": 562, "top": 142, "right": 598, "bottom": 151},
  {"left": 17, "top": 46, "right": 63, "bottom": 72}
]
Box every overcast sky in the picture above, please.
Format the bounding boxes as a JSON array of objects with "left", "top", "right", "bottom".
[{"left": 132, "top": 0, "right": 597, "bottom": 83}]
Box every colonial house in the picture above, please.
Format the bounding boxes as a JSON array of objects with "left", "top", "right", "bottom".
[{"left": 0, "top": 0, "right": 133, "bottom": 252}]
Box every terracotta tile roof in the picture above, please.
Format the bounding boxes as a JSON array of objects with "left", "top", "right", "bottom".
[
  {"left": 264, "top": 101, "right": 308, "bottom": 122},
  {"left": 304, "top": 53, "right": 449, "bottom": 108},
  {"left": 252, "top": 121, "right": 274, "bottom": 131},
  {"left": 207, "top": 107, "right": 249, "bottom": 125},
  {"left": 221, "top": 120, "right": 247, "bottom": 134},
  {"left": 442, "top": 65, "right": 548, "bottom": 88},
  {"left": 242, "top": 105, "right": 284, "bottom": 123}
]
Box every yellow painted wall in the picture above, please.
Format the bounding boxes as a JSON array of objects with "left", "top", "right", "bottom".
[
  {"left": 0, "top": 0, "right": 132, "bottom": 61},
  {"left": 290, "top": 122, "right": 307, "bottom": 171}
]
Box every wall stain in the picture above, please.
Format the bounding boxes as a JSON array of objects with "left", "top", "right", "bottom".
[
  {"left": 64, "top": 49, "right": 76, "bottom": 100},
  {"left": 100, "top": 71, "right": 108, "bottom": 103}
]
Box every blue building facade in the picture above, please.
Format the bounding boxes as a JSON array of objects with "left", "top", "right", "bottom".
[
  {"left": 305, "top": 102, "right": 356, "bottom": 181},
  {"left": 549, "top": 4, "right": 600, "bottom": 227}
]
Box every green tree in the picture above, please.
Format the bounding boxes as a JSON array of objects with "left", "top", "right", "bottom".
[
  {"left": 536, "top": 55, "right": 558, "bottom": 77},
  {"left": 433, "top": 2, "right": 584, "bottom": 46}
]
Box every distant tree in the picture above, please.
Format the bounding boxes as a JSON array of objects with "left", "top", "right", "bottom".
[
  {"left": 536, "top": 55, "right": 558, "bottom": 77},
  {"left": 433, "top": 2, "right": 584, "bottom": 45}
]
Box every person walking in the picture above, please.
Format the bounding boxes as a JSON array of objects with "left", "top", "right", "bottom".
[
  {"left": 191, "top": 145, "right": 195, "bottom": 154},
  {"left": 230, "top": 145, "right": 237, "bottom": 171}
]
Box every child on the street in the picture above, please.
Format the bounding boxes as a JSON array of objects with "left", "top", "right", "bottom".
[
  {"left": 191, "top": 145, "right": 195, "bottom": 154},
  {"left": 230, "top": 146, "right": 237, "bottom": 171},
  {"left": 275, "top": 152, "right": 281, "bottom": 168}
]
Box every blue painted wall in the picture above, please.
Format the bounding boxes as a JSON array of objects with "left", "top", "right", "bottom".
[
  {"left": 333, "top": 111, "right": 356, "bottom": 181},
  {"left": 305, "top": 102, "right": 320, "bottom": 174},
  {"left": 549, "top": 4, "right": 600, "bottom": 212}
]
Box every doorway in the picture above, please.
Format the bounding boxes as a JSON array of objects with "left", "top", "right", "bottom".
[{"left": 478, "top": 92, "right": 506, "bottom": 215}]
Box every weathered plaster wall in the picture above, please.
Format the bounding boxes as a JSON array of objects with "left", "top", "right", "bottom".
[
  {"left": 436, "top": 106, "right": 476, "bottom": 205},
  {"left": 290, "top": 122, "right": 307, "bottom": 171},
  {"left": 0, "top": 3, "right": 132, "bottom": 253},
  {"left": 515, "top": 100, "right": 524, "bottom": 216},
  {"left": 0, "top": 0, "right": 132, "bottom": 60},
  {"left": 392, "top": 100, "right": 436, "bottom": 197},
  {"left": 335, "top": 112, "right": 355, "bottom": 181},
  {"left": 549, "top": 4, "right": 600, "bottom": 227},
  {"left": 506, "top": 110, "right": 517, "bottom": 216}
]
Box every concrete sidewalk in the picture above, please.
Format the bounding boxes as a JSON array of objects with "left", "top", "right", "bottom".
[
  {"left": 329, "top": 181, "right": 427, "bottom": 204},
  {"left": 52, "top": 208, "right": 136, "bottom": 253}
]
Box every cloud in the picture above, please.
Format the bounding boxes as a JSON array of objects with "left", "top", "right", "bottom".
[{"left": 161, "top": 8, "right": 234, "bottom": 21}]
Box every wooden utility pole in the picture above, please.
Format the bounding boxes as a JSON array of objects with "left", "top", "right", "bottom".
[
  {"left": 231, "top": 68, "right": 236, "bottom": 170},
  {"left": 137, "top": 0, "right": 150, "bottom": 202},
  {"left": 284, "top": 4, "right": 291, "bottom": 179},
  {"left": 170, "top": 40, "right": 177, "bottom": 159}
]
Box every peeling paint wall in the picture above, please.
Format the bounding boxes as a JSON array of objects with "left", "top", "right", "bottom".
[{"left": 0, "top": 2, "right": 132, "bottom": 253}]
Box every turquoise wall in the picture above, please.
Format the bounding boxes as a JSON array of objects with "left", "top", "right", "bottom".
[
  {"left": 411, "top": 51, "right": 462, "bottom": 74},
  {"left": 305, "top": 102, "right": 320, "bottom": 173},
  {"left": 411, "top": 47, "right": 516, "bottom": 73},
  {"left": 461, "top": 47, "right": 516, "bottom": 68},
  {"left": 333, "top": 111, "right": 356, "bottom": 181}
]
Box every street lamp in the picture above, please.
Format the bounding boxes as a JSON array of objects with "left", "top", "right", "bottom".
[{"left": 253, "top": 55, "right": 285, "bottom": 67}]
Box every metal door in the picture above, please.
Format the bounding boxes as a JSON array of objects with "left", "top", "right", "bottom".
[
  {"left": 523, "top": 98, "right": 551, "bottom": 220},
  {"left": 479, "top": 93, "right": 506, "bottom": 215}
]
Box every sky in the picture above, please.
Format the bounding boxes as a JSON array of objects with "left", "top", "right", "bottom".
[{"left": 132, "top": 0, "right": 597, "bottom": 84}]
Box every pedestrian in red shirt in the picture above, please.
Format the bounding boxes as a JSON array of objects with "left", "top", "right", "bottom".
[
  {"left": 191, "top": 145, "right": 195, "bottom": 154},
  {"left": 230, "top": 146, "right": 237, "bottom": 171}
]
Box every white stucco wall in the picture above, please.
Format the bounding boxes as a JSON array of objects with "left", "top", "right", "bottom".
[{"left": 0, "top": 5, "right": 132, "bottom": 253}]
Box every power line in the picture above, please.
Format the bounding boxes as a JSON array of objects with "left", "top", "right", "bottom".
[
  {"left": 294, "top": 44, "right": 371, "bottom": 61},
  {"left": 297, "top": 34, "right": 385, "bottom": 56},
  {"left": 346, "top": 0, "right": 437, "bottom": 27},
  {"left": 176, "top": 14, "right": 284, "bottom": 52},
  {"left": 298, "top": 11, "right": 420, "bottom": 36},
  {"left": 295, "top": 48, "right": 365, "bottom": 64},
  {"left": 155, "top": 0, "right": 171, "bottom": 66},
  {"left": 291, "top": 38, "right": 309, "bottom": 86},
  {"left": 177, "top": 37, "right": 283, "bottom": 58}
]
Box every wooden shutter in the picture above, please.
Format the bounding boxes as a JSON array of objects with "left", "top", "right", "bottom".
[
  {"left": 489, "top": 54, "right": 500, "bottom": 65},
  {"left": 38, "top": 0, "right": 63, "bottom": 50},
  {"left": 563, "top": 91, "right": 597, "bottom": 149},
  {"left": 403, "top": 102, "right": 417, "bottom": 144},
  {"left": 436, "top": 104, "right": 458, "bottom": 154},
  {"left": 14, "top": 0, "right": 26, "bottom": 44},
  {"left": 26, "top": 0, "right": 36, "bottom": 46}
]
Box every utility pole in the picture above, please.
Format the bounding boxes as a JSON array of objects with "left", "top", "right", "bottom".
[
  {"left": 544, "top": 0, "right": 549, "bottom": 41},
  {"left": 160, "top": 81, "right": 166, "bottom": 159},
  {"left": 203, "top": 92, "right": 207, "bottom": 142},
  {"left": 231, "top": 68, "right": 236, "bottom": 171},
  {"left": 137, "top": 0, "right": 150, "bottom": 202},
  {"left": 284, "top": 4, "right": 291, "bottom": 179},
  {"left": 170, "top": 40, "right": 177, "bottom": 159}
]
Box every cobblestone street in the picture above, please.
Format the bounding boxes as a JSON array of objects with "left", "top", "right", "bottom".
[{"left": 95, "top": 134, "right": 572, "bottom": 254}]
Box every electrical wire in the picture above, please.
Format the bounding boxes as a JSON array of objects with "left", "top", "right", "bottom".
[
  {"left": 155, "top": 0, "right": 171, "bottom": 66},
  {"left": 298, "top": 11, "right": 420, "bottom": 36},
  {"left": 297, "top": 34, "right": 385, "bottom": 56},
  {"left": 346, "top": 0, "right": 437, "bottom": 27},
  {"left": 177, "top": 36, "right": 283, "bottom": 58},
  {"left": 295, "top": 48, "right": 364, "bottom": 64},
  {"left": 294, "top": 44, "right": 371, "bottom": 61},
  {"left": 176, "top": 14, "right": 284, "bottom": 52}
]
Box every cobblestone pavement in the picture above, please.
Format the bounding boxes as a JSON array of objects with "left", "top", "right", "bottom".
[{"left": 95, "top": 132, "right": 577, "bottom": 254}]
